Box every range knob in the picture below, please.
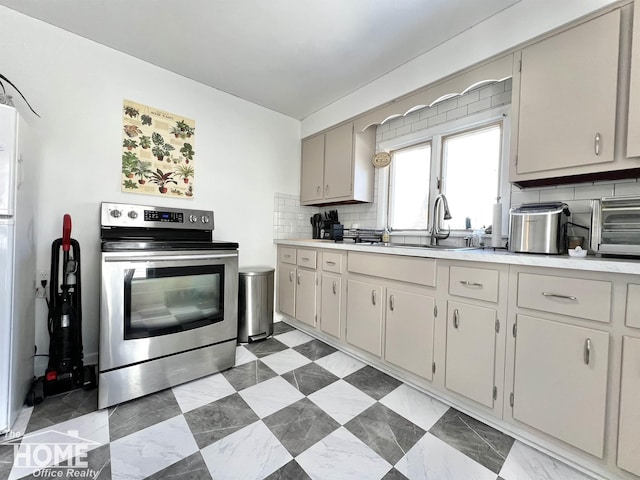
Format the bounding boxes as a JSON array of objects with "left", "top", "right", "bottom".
[
  {"left": 189, "top": 215, "right": 198, "bottom": 223},
  {"left": 110, "top": 209, "right": 122, "bottom": 218},
  {"left": 201, "top": 215, "right": 210, "bottom": 224},
  {"left": 128, "top": 211, "right": 138, "bottom": 219}
]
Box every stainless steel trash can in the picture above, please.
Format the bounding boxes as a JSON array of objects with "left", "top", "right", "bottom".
[{"left": 238, "top": 266, "right": 274, "bottom": 343}]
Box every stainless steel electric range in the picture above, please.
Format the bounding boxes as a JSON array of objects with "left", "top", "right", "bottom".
[{"left": 98, "top": 202, "right": 239, "bottom": 409}]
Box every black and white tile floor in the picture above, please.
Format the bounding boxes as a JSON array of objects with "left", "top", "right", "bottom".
[{"left": 1, "top": 322, "right": 594, "bottom": 480}]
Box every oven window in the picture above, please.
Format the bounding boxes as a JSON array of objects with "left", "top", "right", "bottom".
[{"left": 123, "top": 265, "right": 225, "bottom": 339}]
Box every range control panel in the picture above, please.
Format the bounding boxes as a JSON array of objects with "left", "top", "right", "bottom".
[
  {"left": 144, "top": 210, "right": 184, "bottom": 223},
  {"left": 100, "top": 202, "right": 214, "bottom": 230}
]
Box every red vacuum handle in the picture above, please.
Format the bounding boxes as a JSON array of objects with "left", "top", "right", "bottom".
[{"left": 62, "top": 214, "right": 72, "bottom": 252}]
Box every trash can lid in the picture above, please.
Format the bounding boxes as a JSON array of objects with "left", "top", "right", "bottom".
[{"left": 239, "top": 266, "right": 275, "bottom": 276}]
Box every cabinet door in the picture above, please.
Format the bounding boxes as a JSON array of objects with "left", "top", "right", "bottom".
[
  {"left": 346, "top": 279, "right": 383, "bottom": 356},
  {"left": 324, "top": 123, "right": 353, "bottom": 200},
  {"left": 628, "top": 1, "right": 640, "bottom": 157},
  {"left": 445, "top": 301, "right": 497, "bottom": 408},
  {"left": 384, "top": 289, "right": 435, "bottom": 380},
  {"left": 320, "top": 273, "right": 341, "bottom": 338},
  {"left": 513, "top": 315, "right": 609, "bottom": 457},
  {"left": 516, "top": 10, "right": 619, "bottom": 175},
  {"left": 277, "top": 264, "right": 296, "bottom": 317},
  {"left": 295, "top": 268, "right": 317, "bottom": 327},
  {"left": 301, "top": 135, "right": 324, "bottom": 203},
  {"left": 617, "top": 336, "right": 640, "bottom": 476}
]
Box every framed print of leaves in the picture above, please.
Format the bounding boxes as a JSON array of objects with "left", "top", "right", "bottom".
[{"left": 121, "top": 99, "right": 195, "bottom": 198}]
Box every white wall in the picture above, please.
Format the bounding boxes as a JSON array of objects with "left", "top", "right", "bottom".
[
  {"left": 301, "top": 0, "right": 619, "bottom": 137},
  {"left": 0, "top": 7, "right": 301, "bottom": 372}
]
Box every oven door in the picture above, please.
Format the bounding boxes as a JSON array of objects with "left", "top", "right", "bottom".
[{"left": 100, "top": 249, "right": 238, "bottom": 372}]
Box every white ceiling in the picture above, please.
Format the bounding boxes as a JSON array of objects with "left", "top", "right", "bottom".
[{"left": 0, "top": 0, "right": 521, "bottom": 120}]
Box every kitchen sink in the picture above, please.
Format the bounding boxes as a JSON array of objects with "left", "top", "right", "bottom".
[{"left": 363, "top": 242, "right": 479, "bottom": 251}]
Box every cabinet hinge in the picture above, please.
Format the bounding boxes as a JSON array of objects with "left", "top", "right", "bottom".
[
  {"left": 510, "top": 392, "right": 514, "bottom": 407},
  {"left": 493, "top": 386, "right": 498, "bottom": 401},
  {"left": 495, "top": 318, "right": 500, "bottom": 333},
  {"left": 512, "top": 323, "right": 517, "bottom": 338},
  {"left": 434, "top": 305, "right": 438, "bottom": 318},
  {"left": 432, "top": 362, "right": 436, "bottom": 375}
]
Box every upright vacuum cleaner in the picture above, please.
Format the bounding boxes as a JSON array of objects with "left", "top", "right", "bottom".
[{"left": 28, "top": 215, "right": 96, "bottom": 404}]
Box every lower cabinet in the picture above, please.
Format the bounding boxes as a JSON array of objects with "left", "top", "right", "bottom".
[
  {"left": 320, "top": 272, "right": 342, "bottom": 338},
  {"left": 295, "top": 268, "right": 317, "bottom": 326},
  {"left": 445, "top": 301, "right": 497, "bottom": 408},
  {"left": 385, "top": 289, "right": 435, "bottom": 380},
  {"left": 512, "top": 314, "right": 609, "bottom": 458},
  {"left": 617, "top": 336, "right": 640, "bottom": 476},
  {"left": 277, "top": 263, "right": 296, "bottom": 318},
  {"left": 346, "top": 279, "right": 383, "bottom": 356}
]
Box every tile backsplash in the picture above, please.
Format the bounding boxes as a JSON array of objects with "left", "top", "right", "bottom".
[{"left": 273, "top": 193, "right": 319, "bottom": 240}]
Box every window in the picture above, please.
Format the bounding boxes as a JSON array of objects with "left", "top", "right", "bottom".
[
  {"left": 383, "top": 107, "right": 508, "bottom": 233},
  {"left": 442, "top": 124, "right": 502, "bottom": 230},
  {"left": 388, "top": 143, "right": 431, "bottom": 230}
]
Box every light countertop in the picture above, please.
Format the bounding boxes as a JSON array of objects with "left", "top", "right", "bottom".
[{"left": 275, "top": 239, "right": 640, "bottom": 275}]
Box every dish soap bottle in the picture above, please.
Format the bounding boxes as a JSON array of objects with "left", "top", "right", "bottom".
[{"left": 382, "top": 227, "right": 390, "bottom": 244}]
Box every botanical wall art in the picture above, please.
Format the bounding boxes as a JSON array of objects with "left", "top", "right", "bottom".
[{"left": 121, "top": 99, "right": 195, "bottom": 198}]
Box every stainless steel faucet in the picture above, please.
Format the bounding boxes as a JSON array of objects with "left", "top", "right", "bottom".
[{"left": 430, "top": 193, "right": 452, "bottom": 245}]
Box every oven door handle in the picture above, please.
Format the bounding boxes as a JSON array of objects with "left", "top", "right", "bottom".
[{"left": 104, "top": 253, "right": 238, "bottom": 263}]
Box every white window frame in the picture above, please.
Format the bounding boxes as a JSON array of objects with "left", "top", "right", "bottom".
[{"left": 376, "top": 105, "right": 511, "bottom": 237}]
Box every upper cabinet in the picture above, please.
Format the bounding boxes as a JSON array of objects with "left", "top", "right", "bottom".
[
  {"left": 628, "top": 1, "right": 640, "bottom": 157},
  {"left": 300, "top": 122, "right": 375, "bottom": 206},
  {"left": 510, "top": 9, "right": 621, "bottom": 184}
]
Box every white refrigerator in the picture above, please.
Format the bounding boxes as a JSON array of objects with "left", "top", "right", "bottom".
[{"left": 0, "top": 103, "right": 36, "bottom": 434}]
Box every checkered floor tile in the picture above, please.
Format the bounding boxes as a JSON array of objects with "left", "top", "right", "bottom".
[{"left": 0, "top": 321, "right": 595, "bottom": 480}]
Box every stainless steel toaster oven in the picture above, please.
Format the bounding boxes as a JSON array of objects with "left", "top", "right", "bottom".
[{"left": 591, "top": 196, "right": 640, "bottom": 257}]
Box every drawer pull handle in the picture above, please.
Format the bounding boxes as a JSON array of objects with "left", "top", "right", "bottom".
[
  {"left": 326, "top": 260, "right": 336, "bottom": 266},
  {"left": 584, "top": 338, "right": 592, "bottom": 365},
  {"left": 284, "top": 254, "right": 292, "bottom": 258},
  {"left": 332, "top": 281, "right": 337, "bottom": 294},
  {"left": 594, "top": 132, "right": 601, "bottom": 156},
  {"left": 460, "top": 280, "right": 483, "bottom": 287},
  {"left": 289, "top": 271, "right": 293, "bottom": 282},
  {"left": 542, "top": 292, "right": 577, "bottom": 301},
  {"left": 297, "top": 273, "right": 301, "bottom": 285},
  {"left": 301, "top": 257, "right": 309, "bottom": 262},
  {"left": 453, "top": 309, "right": 460, "bottom": 329},
  {"left": 390, "top": 295, "right": 395, "bottom": 311},
  {"left": 372, "top": 290, "right": 377, "bottom": 305}
]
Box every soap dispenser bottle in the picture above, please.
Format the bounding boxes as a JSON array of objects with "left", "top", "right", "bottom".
[{"left": 382, "top": 227, "right": 390, "bottom": 244}]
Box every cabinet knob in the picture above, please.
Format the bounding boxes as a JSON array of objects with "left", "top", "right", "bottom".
[
  {"left": 317, "top": 185, "right": 321, "bottom": 195},
  {"left": 325, "top": 185, "right": 329, "bottom": 195},
  {"left": 453, "top": 309, "right": 460, "bottom": 329}
]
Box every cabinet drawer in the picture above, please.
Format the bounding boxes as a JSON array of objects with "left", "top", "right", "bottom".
[
  {"left": 626, "top": 284, "right": 640, "bottom": 329},
  {"left": 279, "top": 247, "right": 297, "bottom": 265},
  {"left": 517, "top": 273, "right": 611, "bottom": 323},
  {"left": 296, "top": 249, "right": 317, "bottom": 269},
  {"left": 322, "top": 252, "right": 342, "bottom": 273},
  {"left": 449, "top": 266, "right": 499, "bottom": 303},
  {"left": 348, "top": 252, "right": 436, "bottom": 287}
]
